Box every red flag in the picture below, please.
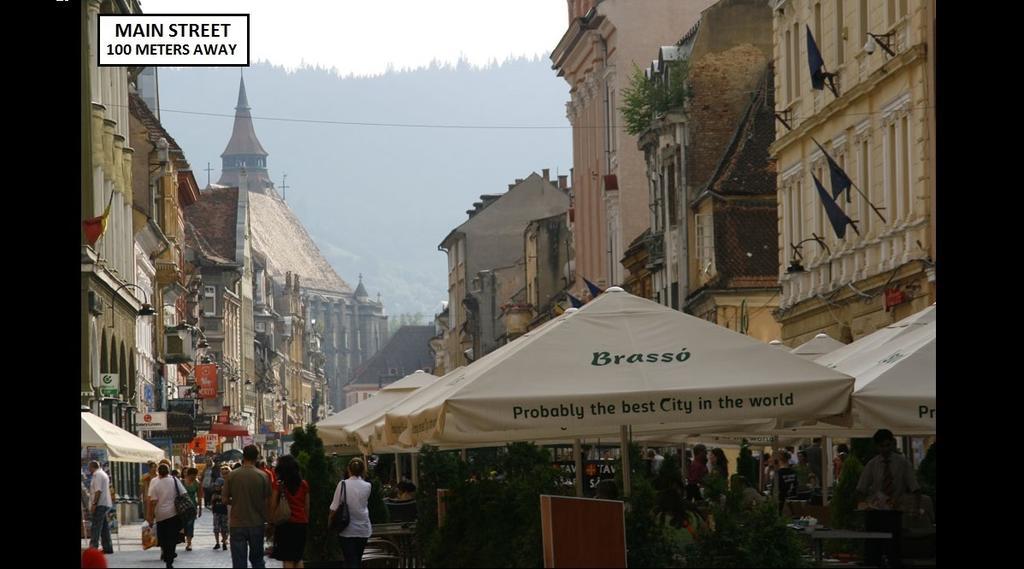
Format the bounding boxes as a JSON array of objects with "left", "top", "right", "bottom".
[{"left": 83, "top": 193, "right": 114, "bottom": 246}]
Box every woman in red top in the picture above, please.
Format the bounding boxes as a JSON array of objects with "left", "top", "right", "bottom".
[{"left": 270, "top": 454, "right": 310, "bottom": 568}]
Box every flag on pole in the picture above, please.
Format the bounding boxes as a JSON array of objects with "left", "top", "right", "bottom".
[
  {"left": 806, "top": 25, "right": 837, "bottom": 95},
  {"left": 583, "top": 278, "right": 604, "bottom": 298},
  {"left": 566, "top": 292, "right": 583, "bottom": 308},
  {"left": 83, "top": 192, "right": 114, "bottom": 247},
  {"left": 812, "top": 173, "right": 859, "bottom": 239},
  {"left": 813, "top": 139, "right": 854, "bottom": 203}
]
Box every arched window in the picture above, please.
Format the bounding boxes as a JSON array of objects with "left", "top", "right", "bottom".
[
  {"left": 119, "top": 341, "right": 128, "bottom": 400},
  {"left": 100, "top": 329, "right": 109, "bottom": 373}
]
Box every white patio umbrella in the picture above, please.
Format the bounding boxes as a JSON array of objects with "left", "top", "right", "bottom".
[
  {"left": 383, "top": 288, "right": 854, "bottom": 449},
  {"left": 316, "top": 370, "right": 437, "bottom": 448},
  {"left": 791, "top": 333, "right": 846, "bottom": 360},
  {"left": 81, "top": 411, "right": 165, "bottom": 463}
]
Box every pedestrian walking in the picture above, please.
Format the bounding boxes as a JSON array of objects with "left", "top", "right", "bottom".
[
  {"left": 330, "top": 457, "right": 373, "bottom": 569},
  {"left": 211, "top": 464, "right": 231, "bottom": 551},
  {"left": 87, "top": 461, "right": 114, "bottom": 554},
  {"left": 271, "top": 455, "right": 310, "bottom": 568},
  {"left": 147, "top": 463, "right": 187, "bottom": 568},
  {"left": 773, "top": 452, "right": 798, "bottom": 513},
  {"left": 182, "top": 467, "right": 203, "bottom": 551},
  {"left": 202, "top": 459, "right": 216, "bottom": 507},
  {"left": 223, "top": 444, "right": 272, "bottom": 568}
]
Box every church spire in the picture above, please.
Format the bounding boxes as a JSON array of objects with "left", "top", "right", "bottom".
[
  {"left": 218, "top": 71, "right": 272, "bottom": 191},
  {"left": 236, "top": 71, "right": 250, "bottom": 111}
]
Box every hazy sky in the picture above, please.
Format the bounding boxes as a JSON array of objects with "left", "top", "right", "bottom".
[{"left": 141, "top": 0, "right": 568, "bottom": 75}]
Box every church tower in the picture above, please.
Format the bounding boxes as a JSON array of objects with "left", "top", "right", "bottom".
[{"left": 217, "top": 73, "right": 274, "bottom": 192}]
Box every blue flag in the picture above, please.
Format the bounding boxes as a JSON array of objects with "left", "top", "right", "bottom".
[
  {"left": 812, "top": 173, "right": 859, "bottom": 239},
  {"left": 583, "top": 278, "right": 604, "bottom": 298},
  {"left": 806, "top": 26, "right": 836, "bottom": 95},
  {"left": 813, "top": 139, "right": 854, "bottom": 203},
  {"left": 566, "top": 292, "right": 583, "bottom": 308}
]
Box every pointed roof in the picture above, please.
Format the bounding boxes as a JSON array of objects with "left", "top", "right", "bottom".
[
  {"left": 221, "top": 75, "right": 268, "bottom": 158},
  {"left": 354, "top": 274, "right": 369, "bottom": 299}
]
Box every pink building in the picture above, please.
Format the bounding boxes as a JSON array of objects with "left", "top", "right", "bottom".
[{"left": 552, "top": 0, "right": 716, "bottom": 293}]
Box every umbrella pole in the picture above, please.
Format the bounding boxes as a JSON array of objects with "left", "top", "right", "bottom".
[
  {"left": 395, "top": 453, "right": 401, "bottom": 484},
  {"left": 573, "top": 439, "right": 583, "bottom": 497},
  {"left": 620, "top": 426, "right": 631, "bottom": 498},
  {"left": 460, "top": 448, "right": 467, "bottom": 462},
  {"left": 411, "top": 452, "right": 419, "bottom": 487},
  {"left": 823, "top": 436, "right": 833, "bottom": 505}
]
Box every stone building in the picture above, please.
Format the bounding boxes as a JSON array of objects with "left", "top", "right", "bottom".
[
  {"left": 769, "top": 0, "right": 935, "bottom": 344},
  {"left": 440, "top": 172, "right": 569, "bottom": 367},
  {"left": 343, "top": 325, "right": 436, "bottom": 407},
  {"left": 215, "top": 76, "right": 387, "bottom": 411},
  {"left": 551, "top": 0, "right": 716, "bottom": 293}
]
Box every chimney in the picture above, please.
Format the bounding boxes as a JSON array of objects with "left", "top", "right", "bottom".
[
  {"left": 558, "top": 175, "right": 569, "bottom": 190},
  {"left": 238, "top": 167, "right": 248, "bottom": 193},
  {"left": 542, "top": 168, "right": 550, "bottom": 182},
  {"left": 508, "top": 184, "right": 515, "bottom": 191},
  {"left": 515, "top": 178, "right": 524, "bottom": 185}
]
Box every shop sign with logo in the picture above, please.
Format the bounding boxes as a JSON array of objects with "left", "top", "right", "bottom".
[
  {"left": 95, "top": 373, "right": 119, "bottom": 398},
  {"left": 135, "top": 411, "right": 168, "bottom": 431},
  {"left": 196, "top": 364, "right": 218, "bottom": 399}
]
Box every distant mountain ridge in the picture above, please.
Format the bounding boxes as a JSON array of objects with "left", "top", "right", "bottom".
[{"left": 158, "top": 56, "right": 573, "bottom": 317}]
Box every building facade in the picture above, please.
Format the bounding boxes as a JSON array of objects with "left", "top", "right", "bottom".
[
  {"left": 635, "top": 0, "right": 782, "bottom": 342},
  {"left": 551, "top": 0, "right": 717, "bottom": 293},
  {"left": 440, "top": 173, "right": 570, "bottom": 367},
  {"left": 770, "top": 0, "right": 935, "bottom": 345},
  {"left": 216, "top": 77, "right": 388, "bottom": 412},
  {"left": 343, "top": 325, "right": 435, "bottom": 407}
]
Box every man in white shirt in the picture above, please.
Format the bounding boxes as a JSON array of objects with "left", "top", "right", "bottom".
[{"left": 88, "top": 461, "right": 114, "bottom": 554}]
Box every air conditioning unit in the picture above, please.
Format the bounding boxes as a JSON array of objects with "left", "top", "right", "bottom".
[{"left": 88, "top": 291, "right": 105, "bottom": 316}]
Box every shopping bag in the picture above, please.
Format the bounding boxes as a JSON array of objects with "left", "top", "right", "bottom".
[{"left": 141, "top": 525, "right": 158, "bottom": 550}]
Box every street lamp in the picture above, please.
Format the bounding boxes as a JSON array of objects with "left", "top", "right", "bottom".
[
  {"left": 864, "top": 31, "right": 897, "bottom": 57},
  {"left": 787, "top": 234, "right": 831, "bottom": 274},
  {"left": 107, "top": 283, "right": 156, "bottom": 327}
]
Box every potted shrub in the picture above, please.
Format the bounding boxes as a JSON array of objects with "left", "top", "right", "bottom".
[{"left": 289, "top": 425, "right": 343, "bottom": 568}]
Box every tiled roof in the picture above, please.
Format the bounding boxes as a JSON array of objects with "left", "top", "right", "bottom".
[
  {"left": 184, "top": 221, "right": 235, "bottom": 266},
  {"left": 705, "top": 66, "right": 777, "bottom": 197},
  {"left": 128, "top": 92, "right": 183, "bottom": 156},
  {"left": 348, "top": 325, "right": 436, "bottom": 386},
  {"left": 184, "top": 187, "right": 240, "bottom": 263},
  {"left": 248, "top": 192, "right": 352, "bottom": 293},
  {"left": 712, "top": 197, "right": 780, "bottom": 287}
]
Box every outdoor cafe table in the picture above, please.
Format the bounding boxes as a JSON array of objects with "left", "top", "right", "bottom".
[
  {"left": 372, "top": 522, "right": 417, "bottom": 567},
  {"left": 790, "top": 527, "right": 893, "bottom": 564}
]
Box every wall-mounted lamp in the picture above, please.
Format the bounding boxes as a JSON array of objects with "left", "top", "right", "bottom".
[
  {"left": 864, "top": 32, "right": 897, "bottom": 57},
  {"left": 110, "top": 283, "right": 157, "bottom": 325},
  {"left": 787, "top": 234, "right": 831, "bottom": 274}
]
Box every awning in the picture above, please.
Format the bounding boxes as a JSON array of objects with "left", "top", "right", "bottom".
[
  {"left": 82, "top": 412, "right": 165, "bottom": 463},
  {"left": 211, "top": 423, "right": 250, "bottom": 437}
]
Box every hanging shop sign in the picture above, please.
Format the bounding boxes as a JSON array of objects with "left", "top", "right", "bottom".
[
  {"left": 196, "top": 364, "right": 218, "bottom": 399},
  {"left": 135, "top": 412, "right": 168, "bottom": 431}
]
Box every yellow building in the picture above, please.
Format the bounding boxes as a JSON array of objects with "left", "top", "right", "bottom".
[{"left": 770, "top": 0, "right": 935, "bottom": 345}]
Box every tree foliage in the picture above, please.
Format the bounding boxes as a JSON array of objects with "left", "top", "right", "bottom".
[
  {"left": 289, "top": 425, "right": 342, "bottom": 562},
  {"left": 830, "top": 453, "right": 865, "bottom": 531},
  {"left": 619, "top": 61, "right": 690, "bottom": 136}
]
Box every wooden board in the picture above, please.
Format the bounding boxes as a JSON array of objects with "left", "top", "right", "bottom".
[{"left": 540, "top": 495, "right": 626, "bottom": 568}]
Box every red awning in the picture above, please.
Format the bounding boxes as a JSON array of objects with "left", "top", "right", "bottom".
[{"left": 211, "top": 423, "right": 250, "bottom": 437}]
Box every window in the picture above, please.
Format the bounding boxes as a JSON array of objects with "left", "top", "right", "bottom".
[
  {"left": 695, "top": 213, "right": 715, "bottom": 276},
  {"left": 899, "top": 0, "right": 908, "bottom": 18},
  {"left": 860, "top": 0, "right": 869, "bottom": 49},
  {"left": 886, "top": 122, "right": 897, "bottom": 225},
  {"left": 667, "top": 164, "right": 678, "bottom": 227},
  {"left": 887, "top": 0, "right": 896, "bottom": 28},
  {"left": 814, "top": 165, "right": 825, "bottom": 241},
  {"left": 814, "top": 3, "right": 822, "bottom": 42},
  {"left": 836, "top": 0, "right": 845, "bottom": 64},
  {"left": 900, "top": 115, "right": 911, "bottom": 220},
  {"left": 793, "top": 22, "right": 801, "bottom": 98},
  {"left": 256, "top": 321, "right": 265, "bottom": 333},
  {"left": 859, "top": 137, "right": 871, "bottom": 236},
  {"left": 204, "top": 285, "right": 216, "bottom": 298},
  {"left": 784, "top": 30, "right": 793, "bottom": 103},
  {"left": 792, "top": 181, "right": 804, "bottom": 246}
]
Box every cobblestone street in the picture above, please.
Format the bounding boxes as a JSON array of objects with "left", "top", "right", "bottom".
[{"left": 83, "top": 509, "right": 284, "bottom": 568}]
